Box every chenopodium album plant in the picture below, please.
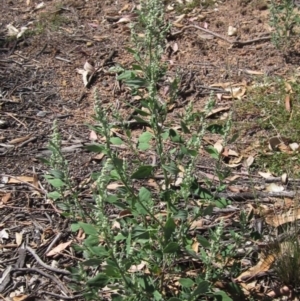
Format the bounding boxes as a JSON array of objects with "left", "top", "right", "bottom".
[
  {"left": 269, "top": 0, "right": 300, "bottom": 52},
  {"left": 45, "top": 0, "right": 235, "bottom": 300}
]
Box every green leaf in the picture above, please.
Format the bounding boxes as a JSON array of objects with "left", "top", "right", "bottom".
[
  {"left": 84, "top": 235, "right": 100, "bottom": 247},
  {"left": 90, "top": 246, "right": 109, "bottom": 256},
  {"left": 38, "top": 157, "right": 50, "bottom": 165},
  {"left": 125, "top": 79, "right": 147, "bottom": 89},
  {"left": 110, "top": 137, "right": 124, "bottom": 145},
  {"left": 167, "top": 298, "right": 183, "bottom": 301},
  {"left": 125, "top": 47, "right": 137, "bottom": 54},
  {"left": 164, "top": 218, "right": 176, "bottom": 242},
  {"left": 197, "top": 235, "right": 210, "bottom": 248},
  {"left": 82, "top": 259, "right": 103, "bottom": 266},
  {"left": 117, "top": 70, "right": 136, "bottom": 80},
  {"left": 163, "top": 242, "right": 179, "bottom": 253},
  {"left": 47, "top": 191, "right": 61, "bottom": 200},
  {"left": 133, "top": 109, "right": 150, "bottom": 117},
  {"left": 139, "top": 187, "right": 151, "bottom": 203},
  {"left": 192, "top": 280, "right": 210, "bottom": 296},
  {"left": 47, "top": 178, "right": 66, "bottom": 188},
  {"left": 205, "top": 146, "right": 220, "bottom": 160},
  {"left": 161, "top": 130, "right": 169, "bottom": 140},
  {"left": 197, "top": 187, "right": 214, "bottom": 199},
  {"left": 138, "top": 131, "right": 153, "bottom": 143},
  {"left": 78, "top": 222, "right": 98, "bottom": 236},
  {"left": 153, "top": 290, "right": 163, "bottom": 301},
  {"left": 228, "top": 133, "right": 239, "bottom": 144},
  {"left": 108, "top": 65, "right": 124, "bottom": 73},
  {"left": 112, "top": 296, "right": 123, "bottom": 301},
  {"left": 103, "top": 264, "right": 120, "bottom": 277},
  {"left": 138, "top": 142, "right": 150, "bottom": 150},
  {"left": 131, "top": 165, "right": 154, "bottom": 179},
  {"left": 84, "top": 143, "right": 106, "bottom": 153},
  {"left": 203, "top": 204, "right": 214, "bottom": 216},
  {"left": 215, "top": 197, "right": 230, "bottom": 209},
  {"left": 173, "top": 210, "right": 188, "bottom": 221},
  {"left": 213, "top": 290, "right": 233, "bottom": 301},
  {"left": 162, "top": 162, "right": 180, "bottom": 175},
  {"left": 133, "top": 115, "right": 149, "bottom": 123},
  {"left": 207, "top": 124, "right": 225, "bottom": 135},
  {"left": 180, "top": 121, "right": 190, "bottom": 134},
  {"left": 132, "top": 64, "right": 143, "bottom": 71},
  {"left": 49, "top": 169, "right": 65, "bottom": 179},
  {"left": 57, "top": 202, "right": 70, "bottom": 211},
  {"left": 169, "top": 128, "right": 183, "bottom": 143},
  {"left": 112, "top": 157, "right": 124, "bottom": 169},
  {"left": 86, "top": 273, "right": 109, "bottom": 288},
  {"left": 179, "top": 278, "right": 195, "bottom": 288},
  {"left": 180, "top": 146, "right": 197, "bottom": 157},
  {"left": 132, "top": 225, "right": 150, "bottom": 240},
  {"left": 106, "top": 194, "right": 119, "bottom": 204},
  {"left": 71, "top": 223, "right": 80, "bottom": 232}
]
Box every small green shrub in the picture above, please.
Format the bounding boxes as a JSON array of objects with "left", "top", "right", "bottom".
[
  {"left": 44, "top": 0, "right": 244, "bottom": 300},
  {"left": 269, "top": 0, "right": 300, "bottom": 53}
]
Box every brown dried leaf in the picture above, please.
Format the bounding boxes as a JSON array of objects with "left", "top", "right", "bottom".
[
  {"left": 228, "top": 186, "right": 241, "bottom": 193},
  {"left": 172, "top": 42, "right": 179, "bottom": 53},
  {"left": 198, "top": 33, "right": 214, "bottom": 40},
  {"left": 89, "top": 130, "right": 98, "bottom": 141},
  {"left": 1, "top": 192, "right": 11, "bottom": 204},
  {"left": 118, "top": 209, "right": 132, "bottom": 218},
  {"left": 266, "top": 183, "right": 284, "bottom": 192},
  {"left": 92, "top": 153, "right": 105, "bottom": 161},
  {"left": 258, "top": 171, "right": 273, "bottom": 179},
  {"left": 241, "top": 69, "right": 264, "bottom": 75},
  {"left": 46, "top": 240, "right": 72, "bottom": 257},
  {"left": 112, "top": 220, "right": 121, "bottom": 229},
  {"left": 8, "top": 176, "right": 35, "bottom": 184},
  {"left": 118, "top": 3, "right": 130, "bottom": 13},
  {"left": 107, "top": 183, "right": 124, "bottom": 190},
  {"left": 265, "top": 209, "right": 300, "bottom": 227},
  {"left": 15, "top": 232, "right": 23, "bottom": 246},
  {"left": 192, "top": 240, "right": 199, "bottom": 253},
  {"left": 8, "top": 135, "right": 32, "bottom": 145},
  {"left": 284, "top": 81, "right": 293, "bottom": 93},
  {"left": 13, "top": 295, "right": 29, "bottom": 301},
  {"left": 128, "top": 261, "right": 146, "bottom": 273},
  {"left": 190, "top": 219, "right": 204, "bottom": 230},
  {"left": 244, "top": 156, "right": 254, "bottom": 168},
  {"left": 235, "top": 254, "right": 275, "bottom": 282},
  {"left": 223, "top": 86, "right": 246, "bottom": 99},
  {"left": 205, "top": 106, "right": 230, "bottom": 118},
  {"left": 285, "top": 94, "right": 291, "bottom": 112},
  {"left": 116, "top": 15, "right": 133, "bottom": 23}
]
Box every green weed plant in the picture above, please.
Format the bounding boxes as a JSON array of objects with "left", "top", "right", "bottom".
[
  {"left": 43, "top": 0, "right": 249, "bottom": 300},
  {"left": 269, "top": 0, "right": 300, "bottom": 53}
]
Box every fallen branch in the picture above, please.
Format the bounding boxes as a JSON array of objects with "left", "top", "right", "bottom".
[
  {"left": 216, "top": 191, "right": 295, "bottom": 201},
  {"left": 26, "top": 245, "right": 71, "bottom": 275},
  {"left": 171, "top": 25, "right": 271, "bottom": 47}
]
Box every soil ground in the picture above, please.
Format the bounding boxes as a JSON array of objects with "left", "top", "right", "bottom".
[{"left": 1, "top": 0, "right": 300, "bottom": 300}]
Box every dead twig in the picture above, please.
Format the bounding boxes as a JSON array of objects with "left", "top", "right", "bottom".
[
  {"left": 26, "top": 245, "right": 71, "bottom": 275},
  {"left": 55, "top": 56, "right": 72, "bottom": 63},
  {"left": 215, "top": 191, "right": 295, "bottom": 201},
  {"left": 171, "top": 25, "right": 271, "bottom": 46},
  {"left": 5, "top": 112, "right": 27, "bottom": 128},
  {"left": 0, "top": 174, "right": 45, "bottom": 194},
  {"left": 12, "top": 267, "right": 69, "bottom": 294},
  {"left": 39, "top": 291, "right": 84, "bottom": 300}
]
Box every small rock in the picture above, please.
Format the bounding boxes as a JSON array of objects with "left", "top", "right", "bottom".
[
  {"left": 36, "top": 111, "right": 48, "bottom": 117},
  {"left": 0, "top": 120, "right": 8, "bottom": 129},
  {"left": 228, "top": 26, "right": 237, "bottom": 36}
]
